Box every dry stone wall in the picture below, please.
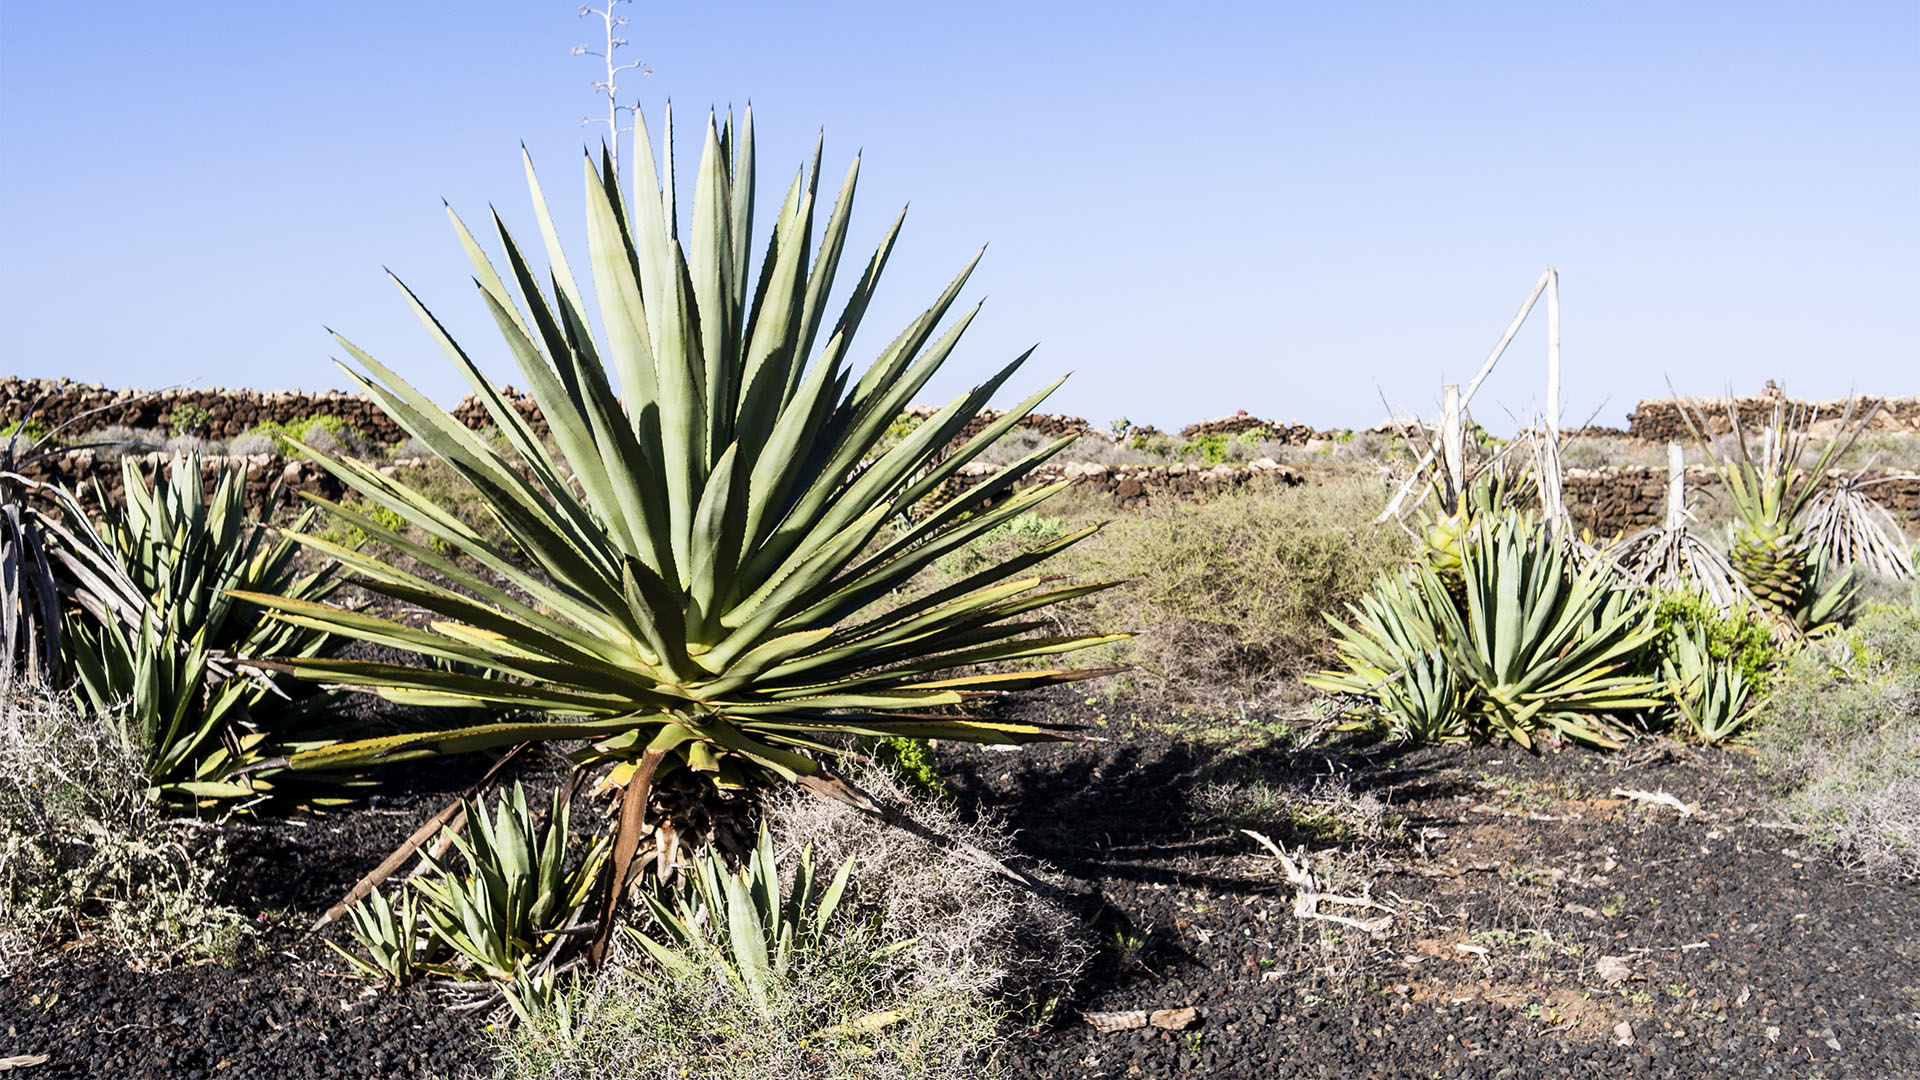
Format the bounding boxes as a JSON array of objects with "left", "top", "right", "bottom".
[
  {"left": 899, "top": 404, "right": 1098, "bottom": 442},
  {"left": 1564, "top": 466, "right": 1920, "bottom": 535},
  {"left": 1628, "top": 392, "right": 1920, "bottom": 442},
  {"left": 1179, "top": 414, "right": 1325, "bottom": 446},
  {"left": 9, "top": 449, "right": 347, "bottom": 519},
  {"left": 11, "top": 442, "right": 1914, "bottom": 541},
  {"left": 1, "top": 378, "right": 415, "bottom": 443}
]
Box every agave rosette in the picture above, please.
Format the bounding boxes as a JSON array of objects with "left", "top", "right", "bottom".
[
  {"left": 237, "top": 107, "right": 1122, "bottom": 792},
  {"left": 1434, "top": 515, "right": 1662, "bottom": 747},
  {"left": 66, "top": 454, "right": 342, "bottom": 803}
]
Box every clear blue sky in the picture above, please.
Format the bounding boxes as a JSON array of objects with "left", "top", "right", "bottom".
[{"left": 2, "top": 2, "right": 1914, "bottom": 432}]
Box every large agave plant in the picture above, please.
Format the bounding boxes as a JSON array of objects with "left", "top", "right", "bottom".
[
  {"left": 237, "top": 108, "right": 1120, "bottom": 926},
  {"left": 1313, "top": 512, "right": 1661, "bottom": 748}
]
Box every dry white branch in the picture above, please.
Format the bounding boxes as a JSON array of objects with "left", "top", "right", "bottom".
[
  {"left": 1611, "top": 788, "right": 1697, "bottom": 818},
  {"left": 1377, "top": 268, "right": 1554, "bottom": 523},
  {"left": 1242, "top": 829, "right": 1393, "bottom": 934}
]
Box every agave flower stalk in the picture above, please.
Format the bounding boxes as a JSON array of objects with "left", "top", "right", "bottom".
[{"left": 234, "top": 107, "right": 1123, "bottom": 950}]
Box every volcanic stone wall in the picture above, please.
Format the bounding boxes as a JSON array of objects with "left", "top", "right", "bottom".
[
  {"left": 898, "top": 404, "right": 1098, "bottom": 442},
  {"left": 1564, "top": 466, "right": 1920, "bottom": 535},
  {"left": 1627, "top": 393, "right": 1920, "bottom": 442},
  {"left": 9, "top": 449, "right": 347, "bottom": 519},
  {"left": 1178, "top": 415, "right": 1324, "bottom": 446},
  {"left": 0, "top": 378, "right": 417, "bottom": 443},
  {"left": 936, "top": 458, "right": 1307, "bottom": 508}
]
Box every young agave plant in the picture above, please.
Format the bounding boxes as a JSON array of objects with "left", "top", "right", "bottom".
[
  {"left": 236, "top": 107, "right": 1121, "bottom": 939},
  {"left": 1434, "top": 515, "right": 1662, "bottom": 748},
  {"left": 413, "top": 782, "right": 608, "bottom": 982},
  {"left": 1304, "top": 572, "right": 1466, "bottom": 743},
  {"left": 1660, "top": 623, "right": 1755, "bottom": 745},
  {"left": 1676, "top": 393, "right": 1880, "bottom": 627},
  {"left": 65, "top": 454, "right": 343, "bottom": 804},
  {"left": 629, "top": 823, "right": 879, "bottom": 1018}
]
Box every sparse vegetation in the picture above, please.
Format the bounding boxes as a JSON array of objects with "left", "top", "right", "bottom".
[
  {"left": 0, "top": 682, "right": 248, "bottom": 974},
  {"left": 1752, "top": 602, "right": 1920, "bottom": 878},
  {"left": 1051, "top": 477, "right": 1403, "bottom": 705}
]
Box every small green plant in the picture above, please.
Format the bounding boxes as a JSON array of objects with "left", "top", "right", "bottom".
[
  {"left": 1652, "top": 589, "right": 1779, "bottom": 689},
  {"left": 167, "top": 404, "right": 213, "bottom": 437},
  {"left": 313, "top": 497, "right": 410, "bottom": 552},
  {"left": 0, "top": 419, "right": 53, "bottom": 444},
  {"left": 241, "top": 414, "right": 374, "bottom": 458},
  {"left": 333, "top": 783, "right": 608, "bottom": 983},
  {"left": 630, "top": 824, "right": 893, "bottom": 1017},
  {"left": 866, "top": 735, "right": 951, "bottom": 801}
]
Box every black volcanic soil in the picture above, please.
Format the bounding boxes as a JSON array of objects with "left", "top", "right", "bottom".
[
  {"left": 5, "top": 695, "right": 1917, "bottom": 1079},
  {"left": 947, "top": 693, "right": 1920, "bottom": 1079}
]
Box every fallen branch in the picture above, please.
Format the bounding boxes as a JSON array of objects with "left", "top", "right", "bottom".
[
  {"left": 1242, "top": 829, "right": 1393, "bottom": 934},
  {"left": 1611, "top": 788, "right": 1697, "bottom": 818}
]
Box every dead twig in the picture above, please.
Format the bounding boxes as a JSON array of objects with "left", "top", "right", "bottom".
[{"left": 1242, "top": 829, "right": 1393, "bottom": 934}]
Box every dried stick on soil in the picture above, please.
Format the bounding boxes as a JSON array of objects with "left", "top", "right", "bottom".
[
  {"left": 1242, "top": 829, "right": 1393, "bottom": 934},
  {"left": 308, "top": 743, "right": 529, "bottom": 932}
]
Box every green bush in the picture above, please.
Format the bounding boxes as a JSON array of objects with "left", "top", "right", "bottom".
[
  {"left": 168, "top": 404, "right": 213, "bottom": 437},
  {"left": 1651, "top": 589, "right": 1780, "bottom": 693},
  {"left": 0, "top": 418, "right": 53, "bottom": 445},
  {"left": 866, "top": 736, "right": 952, "bottom": 802},
  {"left": 1750, "top": 603, "right": 1920, "bottom": 878},
  {"left": 238, "top": 414, "right": 376, "bottom": 458}
]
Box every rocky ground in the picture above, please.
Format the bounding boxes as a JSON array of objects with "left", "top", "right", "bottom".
[
  {"left": 5, "top": 696, "right": 1917, "bottom": 1079},
  {"left": 949, "top": 695, "right": 1920, "bottom": 1079}
]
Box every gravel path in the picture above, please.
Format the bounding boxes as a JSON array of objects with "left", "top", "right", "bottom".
[{"left": 5, "top": 702, "right": 1916, "bottom": 1079}]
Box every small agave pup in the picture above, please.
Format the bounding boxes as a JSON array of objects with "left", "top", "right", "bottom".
[{"left": 237, "top": 107, "right": 1122, "bottom": 954}]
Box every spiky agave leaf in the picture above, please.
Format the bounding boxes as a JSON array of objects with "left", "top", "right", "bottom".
[
  {"left": 1660, "top": 623, "right": 1755, "bottom": 745},
  {"left": 241, "top": 108, "right": 1122, "bottom": 794}
]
